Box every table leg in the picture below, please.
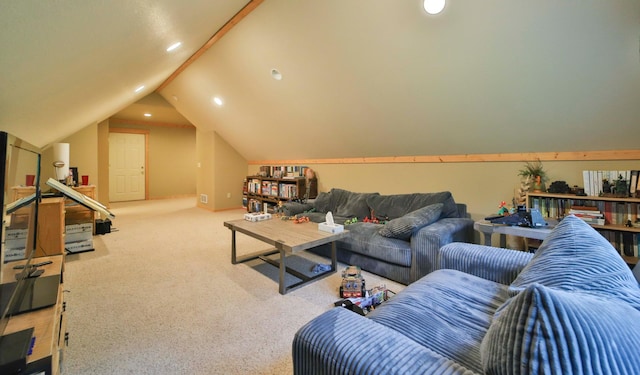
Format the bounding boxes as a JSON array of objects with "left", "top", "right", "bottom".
[
  {"left": 231, "top": 229, "right": 237, "bottom": 264},
  {"left": 331, "top": 241, "right": 337, "bottom": 271},
  {"left": 278, "top": 246, "right": 286, "bottom": 295}
]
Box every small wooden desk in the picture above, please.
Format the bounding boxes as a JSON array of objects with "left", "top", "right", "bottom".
[{"left": 224, "top": 218, "right": 347, "bottom": 294}]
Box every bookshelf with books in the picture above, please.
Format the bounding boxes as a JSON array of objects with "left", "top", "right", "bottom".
[
  {"left": 242, "top": 172, "right": 317, "bottom": 213},
  {"left": 527, "top": 192, "right": 640, "bottom": 265}
]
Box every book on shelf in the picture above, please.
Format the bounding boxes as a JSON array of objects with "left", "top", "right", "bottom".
[
  {"left": 599, "top": 230, "right": 640, "bottom": 259},
  {"left": 581, "top": 169, "right": 640, "bottom": 196},
  {"left": 257, "top": 165, "right": 310, "bottom": 179}
]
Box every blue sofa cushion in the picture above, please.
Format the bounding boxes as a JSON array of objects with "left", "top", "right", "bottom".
[
  {"left": 379, "top": 203, "right": 443, "bottom": 240},
  {"left": 338, "top": 223, "right": 412, "bottom": 266},
  {"left": 482, "top": 283, "right": 640, "bottom": 374},
  {"left": 316, "top": 188, "right": 378, "bottom": 220},
  {"left": 367, "top": 269, "right": 510, "bottom": 373},
  {"left": 367, "top": 191, "right": 459, "bottom": 220},
  {"left": 509, "top": 215, "right": 640, "bottom": 309}
]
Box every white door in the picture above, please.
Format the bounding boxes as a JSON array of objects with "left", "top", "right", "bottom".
[{"left": 109, "top": 132, "right": 146, "bottom": 202}]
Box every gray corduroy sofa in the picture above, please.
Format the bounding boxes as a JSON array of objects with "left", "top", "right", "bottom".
[
  {"left": 282, "top": 188, "right": 473, "bottom": 285},
  {"left": 292, "top": 215, "right": 640, "bottom": 374}
]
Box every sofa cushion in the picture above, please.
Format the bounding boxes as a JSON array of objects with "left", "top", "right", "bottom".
[
  {"left": 481, "top": 283, "right": 640, "bottom": 374},
  {"left": 379, "top": 203, "right": 443, "bottom": 240},
  {"left": 367, "top": 191, "right": 458, "bottom": 220},
  {"left": 368, "top": 269, "right": 510, "bottom": 374},
  {"left": 337, "top": 222, "right": 412, "bottom": 266},
  {"left": 312, "top": 191, "right": 332, "bottom": 213},
  {"left": 509, "top": 215, "right": 640, "bottom": 309},
  {"left": 316, "top": 188, "right": 378, "bottom": 220}
]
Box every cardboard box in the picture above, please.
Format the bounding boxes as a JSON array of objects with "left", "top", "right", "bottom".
[
  {"left": 66, "top": 231, "right": 93, "bottom": 243},
  {"left": 66, "top": 222, "right": 92, "bottom": 234},
  {"left": 65, "top": 240, "right": 93, "bottom": 253},
  {"left": 5, "top": 228, "right": 28, "bottom": 240},
  {"left": 5, "top": 247, "right": 26, "bottom": 261}
]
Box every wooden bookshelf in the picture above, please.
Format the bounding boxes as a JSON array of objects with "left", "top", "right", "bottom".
[
  {"left": 527, "top": 192, "right": 640, "bottom": 264},
  {"left": 243, "top": 176, "right": 317, "bottom": 213}
]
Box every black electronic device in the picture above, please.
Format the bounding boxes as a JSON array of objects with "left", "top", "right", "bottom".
[
  {"left": 485, "top": 208, "right": 547, "bottom": 228},
  {"left": 0, "top": 131, "right": 42, "bottom": 372},
  {"left": 548, "top": 181, "right": 570, "bottom": 194},
  {"left": 0, "top": 327, "right": 33, "bottom": 374},
  {"left": 96, "top": 218, "right": 112, "bottom": 235}
]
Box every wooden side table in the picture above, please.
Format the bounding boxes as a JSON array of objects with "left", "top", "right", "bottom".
[{"left": 474, "top": 220, "right": 553, "bottom": 248}]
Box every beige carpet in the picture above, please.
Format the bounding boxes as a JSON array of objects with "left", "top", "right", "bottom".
[{"left": 63, "top": 197, "right": 405, "bottom": 374}]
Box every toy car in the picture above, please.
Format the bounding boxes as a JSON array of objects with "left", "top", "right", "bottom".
[{"left": 340, "top": 266, "right": 365, "bottom": 298}]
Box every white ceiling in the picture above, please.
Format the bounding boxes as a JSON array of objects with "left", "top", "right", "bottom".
[
  {"left": 2, "top": 1, "right": 640, "bottom": 160},
  {"left": 0, "top": 0, "right": 246, "bottom": 147}
]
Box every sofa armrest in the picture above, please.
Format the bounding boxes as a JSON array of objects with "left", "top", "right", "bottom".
[
  {"left": 293, "top": 307, "right": 476, "bottom": 375},
  {"left": 439, "top": 242, "right": 533, "bottom": 285},
  {"left": 410, "top": 218, "right": 474, "bottom": 283},
  {"left": 282, "top": 201, "right": 315, "bottom": 216}
]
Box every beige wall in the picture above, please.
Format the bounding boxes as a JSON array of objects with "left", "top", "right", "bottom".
[
  {"left": 248, "top": 159, "right": 640, "bottom": 222},
  {"left": 41, "top": 123, "right": 99, "bottom": 194},
  {"left": 196, "top": 130, "right": 247, "bottom": 211},
  {"left": 106, "top": 121, "right": 197, "bottom": 200},
  {"left": 97, "top": 120, "right": 110, "bottom": 205}
]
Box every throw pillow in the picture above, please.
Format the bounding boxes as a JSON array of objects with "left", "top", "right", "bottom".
[
  {"left": 509, "top": 215, "right": 640, "bottom": 309},
  {"left": 378, "top": 203, "right": 443, "bottom": 240},
  {"left": 481, "top": 283, "right": 640, "bottom": 374}
]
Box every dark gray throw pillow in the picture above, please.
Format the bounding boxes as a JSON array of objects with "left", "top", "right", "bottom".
[{"left": 378, "top": 203, "right": 443, "bottom": 240}]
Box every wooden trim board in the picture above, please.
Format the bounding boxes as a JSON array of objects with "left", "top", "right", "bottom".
[{"left": 250, "top": 150, "right": 640, "bottom": 165}]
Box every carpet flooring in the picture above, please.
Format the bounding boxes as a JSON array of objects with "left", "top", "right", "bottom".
[{"left": 63, "top": 197, "right": 405, "bottom": 374}]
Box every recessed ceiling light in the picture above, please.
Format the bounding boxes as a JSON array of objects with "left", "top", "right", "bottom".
[
  {"left": 135, "top": 85, "right": 145, "bottom": 93},
  {"left": 144, "top": 113, "right": 152, "bottom": 117},
  {"left": 423, "top": 0, "right": 446, "bottom": 15},
  {"left": 166, "top": 42, "right": 182, "bottom": 52},
  {"left": 271, "top": 68, "right": 283, "bottom": 80},
  {"left": 212, "top": 97, "right": 223, "bottom": 106}
]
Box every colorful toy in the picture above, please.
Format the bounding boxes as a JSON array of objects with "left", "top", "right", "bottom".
[
  {"left": 340, "top": 266, "right": 365, "bottom": 298},
  {"left": 344, "top": 217, "right": 358, "bottom": 225},
  {"left": 293, "top": 216, "right": 310, "bottom": 224},
  {"left": 497, "top": 201, "right": 510, "bottom": 216}
]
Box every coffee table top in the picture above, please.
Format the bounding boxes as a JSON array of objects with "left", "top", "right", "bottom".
[{"left": 224, "top": 218, "right": 348, "bottom": 253}]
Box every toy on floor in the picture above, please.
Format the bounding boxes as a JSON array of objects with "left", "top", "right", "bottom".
[
  {"left": 335, "top": 284, "right": 395, "bottom": 316},
  {"left": 340, "top": 266, "right": 365, "bottom": 298},
  {"left": 312, "top": 264, "right": 332, "bottom": 273}
]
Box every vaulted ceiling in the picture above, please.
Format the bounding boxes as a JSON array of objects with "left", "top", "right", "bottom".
[{"left": 2, "top": 1, "right": 639, "bottom": 161}]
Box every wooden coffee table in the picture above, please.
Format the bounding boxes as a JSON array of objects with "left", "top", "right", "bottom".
[{"left": 224, "top": 218, "right": 348, "bottom": 294}]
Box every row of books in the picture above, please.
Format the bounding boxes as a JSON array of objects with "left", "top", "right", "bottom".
[
  {"left": 244, "top": 198, "right": 263, "bottom": 213},
  {"left": 259, "top": 165, "right": 310, "bottom": 179},
  {"left": 582, "top": 170, "right": 640, "bottom": 197},
  {"left": 599, "top": 230, "right": 640, "bottom": 259},
  {"left": 246, "top": 179, "right": 262, "bottom": 194},
  {"left": 568, "top": 207, "right": 605, "bottom": 225},
  {"left": 245, "top": 179, "right": 299, "bottom": 198},
  {"left": 530, "top": 198, "right": 640, "bottom": 226}
]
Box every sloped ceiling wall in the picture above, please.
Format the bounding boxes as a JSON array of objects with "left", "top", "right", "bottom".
[
  {"left": 0, "top": 0, "right": 247, "bottom": 147},
  {"left": 160, "top": 0, "right": 640, "bottom": 161},
  {"left": 2, "top": 1, "right": 639, "bottom": 161}
]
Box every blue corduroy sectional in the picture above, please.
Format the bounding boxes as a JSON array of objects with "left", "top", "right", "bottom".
[{"left": 292, "top": 215, "right": 640, "bottom": 374}]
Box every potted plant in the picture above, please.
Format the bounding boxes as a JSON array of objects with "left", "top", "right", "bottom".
[{"left": 518, "top": 160, "right": 548, "bottom": 193}]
